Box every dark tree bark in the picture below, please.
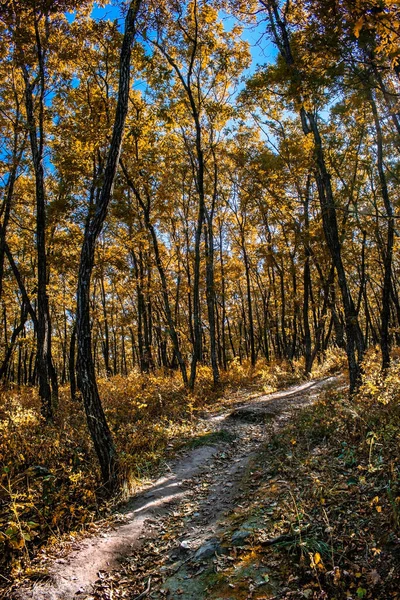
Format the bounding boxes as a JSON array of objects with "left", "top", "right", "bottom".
[
  {"left": 150, "top": 4, "right": 207, "bottom": 389},
  {"left": 21, "top": 12, "right": 57, "bottom": 419},
  {"left": 0, "top": 302, "right": 28, "bottom": 382},
  {"left": 204, "top": 219, "right": 219, "bottom": 384},
  {"left": 243, "top": 237, "right": 256, "bottom": 367},
  {"left": 204, "top": 168, "right": 219, "bottom": 385},
  {"left": 218, "top": 221, "right": 228, "bottom": 369},
  {"left": 76, "top": 0, "right": 142, "bottom": 493},
  {"left": 69, "top": 323, "right": 77, "bottom": 401},
  {"left": 188, "top": 128, "right": 205, "bottom": 389},
  {"left": 306, "top": 111, "right": 365, "bottom": 391},
  {"left": 131, "top": 248, "right": 146, "bottom": 373},
  {"left": 204, "top": 151, "right": 220, "bottom": 385},
  {"left": 264, "top": 0, "right": 365, "bottom": 393},
  {"left": 0, "top": 87, "right": 24, "bottom": 302},
  {"left": 303, "top": 186, "right": 312, "bottom": 375},
  {"left": 370, "top": 94, "right": 395, "bottom": 371},
  {"left": 121, "top": 164, "right": 188, "bottom": 386},
  {"left": 99, "top": 272, "right": 113, "bottom": 376},
  {"left": 4, "top": 242, "right": 37, "bottom": 327}
]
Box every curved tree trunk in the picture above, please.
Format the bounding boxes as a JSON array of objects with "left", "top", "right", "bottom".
[{"left": 76, "top": 0, "right": 142, "bottom": 493}]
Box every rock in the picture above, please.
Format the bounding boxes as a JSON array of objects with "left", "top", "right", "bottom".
[
  {"left": 231, "top": 529, "right": 251, "bottom": 546},
  {"left": 194, "top": 539, "right": 222, "bottom": 560},
  {"left": 26, "top": 465, "right": 51, "bottom": 477}
]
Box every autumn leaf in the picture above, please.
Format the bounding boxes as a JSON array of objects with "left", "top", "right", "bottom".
[{"left": 354, "top": 17, "right": 365, "bottom": 38}]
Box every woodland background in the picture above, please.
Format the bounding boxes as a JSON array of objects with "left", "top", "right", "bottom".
[{"left": 0, "top": 0, "right": 399, "bottom": 592}]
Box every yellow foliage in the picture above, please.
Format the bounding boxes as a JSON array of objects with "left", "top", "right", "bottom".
[{"left": 359, "top": 348, "right": 400, "bottom": 405}]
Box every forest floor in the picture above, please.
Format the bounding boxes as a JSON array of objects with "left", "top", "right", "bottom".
[
  {"left": 10, "top": 377, "right": 339, "bottom": 600},
  {"left": 8, "top": 369, "right": 400, "bottom": 600}
]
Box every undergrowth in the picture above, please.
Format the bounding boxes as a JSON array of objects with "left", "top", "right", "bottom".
[
  {"left": 217, "top": 349, "right": 400, "bottom": 599},
  {"left": 0, "top": 352, "right": 339, "bottom": 584}
]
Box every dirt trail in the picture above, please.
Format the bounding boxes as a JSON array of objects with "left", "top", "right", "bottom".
[{"left": 14, "top": 376, "right": 339, "bottom": 600}]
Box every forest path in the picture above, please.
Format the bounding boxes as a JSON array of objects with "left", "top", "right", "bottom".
[{"left": 14, "top": 376, "right": 339, "bottom": 600}]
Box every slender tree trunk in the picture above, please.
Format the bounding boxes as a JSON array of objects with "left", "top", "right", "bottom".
[
  {"left": 69, "top": 323, "right": 77, "bottom": 401},
  {"left": 227, "top": 314, "right": 236, "bottom": 360},
  {"left": 189, "top": 176, "right": 205, "bottom": 388},
  {"left": 145, "top": 259, "right": 153, "bottom": 369},
  {"left": 121, "top": 164, "right": 188, "bottom": 386},
  {"left": 370, "top": 94, "right": 395, "bottom": 370},
  {"left": 100, "top": 273, "right": 112, "bottom": 376},
  {"left": 219, "top": 224, "right": 228, "bottom": 370},
  {"left": 205, "top": 218, "right": 219, "bottom": 385},
  {"left": 290, "top": 256, "right": 298, "bottom": 361},
  {"left": 0, "top": 107, "right": 24, "bottom": 302},
  {"left": 130, "top": 248, "right": 147, "bottom": 373},
  {"left": 265, "top": 0, "right": 365, "bottom": 393},
  {"left": 76, "top": 0, "right": 141, "bottom": 492},
  {"left": 242, "top": 238, "right": 256, "bottom": 367},
  {"left": 303, "top": 192, "right": 312, "bottom": 375},
  {"left": 21, "top": 15, "right": 57, "bottom": 419},
  {"left": 278, "top": 262, "right": 288, "bottom": 359},
  {"left": 0, "top": 302, "right": 28, "bottom": 382},
  {"left": 307, "top": 112, "right": 365, "bottom": 391},
  {"left": 204, "top": 153, "right": 220, "bottom": 385}
]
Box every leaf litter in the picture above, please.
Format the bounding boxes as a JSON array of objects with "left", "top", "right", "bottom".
[{"left": 8, "top": 376, "right": 345, "bottom": 600}]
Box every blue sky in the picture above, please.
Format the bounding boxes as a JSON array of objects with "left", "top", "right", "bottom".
[{"left": 91, "top": 2, "right": 119, "bottom": 21}]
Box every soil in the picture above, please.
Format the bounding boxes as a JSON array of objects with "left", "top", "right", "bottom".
[{"left": 13, "top": 376, "right": 339, "bottom": 600}]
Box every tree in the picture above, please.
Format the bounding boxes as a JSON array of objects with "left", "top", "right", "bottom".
[
  {"left": 144, "top": 0, "right": 250, "bottom": 387},
  {"left": 249, "top": 0, "right": 366, "bottom": 392},
  {"left": 76, "top": 0, "right": 142, "bottom": 492}
]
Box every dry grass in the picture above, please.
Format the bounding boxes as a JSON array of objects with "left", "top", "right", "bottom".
[
  {"left": 0, "top": 354, "right": 337, "bottom": 581},
  {"left": 212, "top": 349, "right": 400, "bottom": 598}
]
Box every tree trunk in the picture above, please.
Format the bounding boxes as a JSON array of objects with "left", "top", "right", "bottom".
[
  {"left": 242, "top": 238, "right": 256, "bottom": 367},
  {"left": 303, "top": 192, "right": 312, "bottom": 375},
  {"left": 121, "top": 163, "right": 188, "bottom": 386},
  {"left": 219, "top": 223, "right": 228, "bottom": 369},
  {"left": 21, "top": 15, "right": 57, "bottom": 419},
  {"left": 0, "top": 302, "right": 28, "bottom": 382},
  {"left": 76, "top": 0, "right": 141, "bottom": 493},
  {"left": 69, "top": 323, "right": 77, "bottom": 401},
  {"left": 370, "top": 94, "right": 394, "bottom": 371},
  {"left": 264, "top": 0, "right": 365, "bottom": 393},
  {"left": 205, "top": 218, "right": 219, "bottom": 385}
]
